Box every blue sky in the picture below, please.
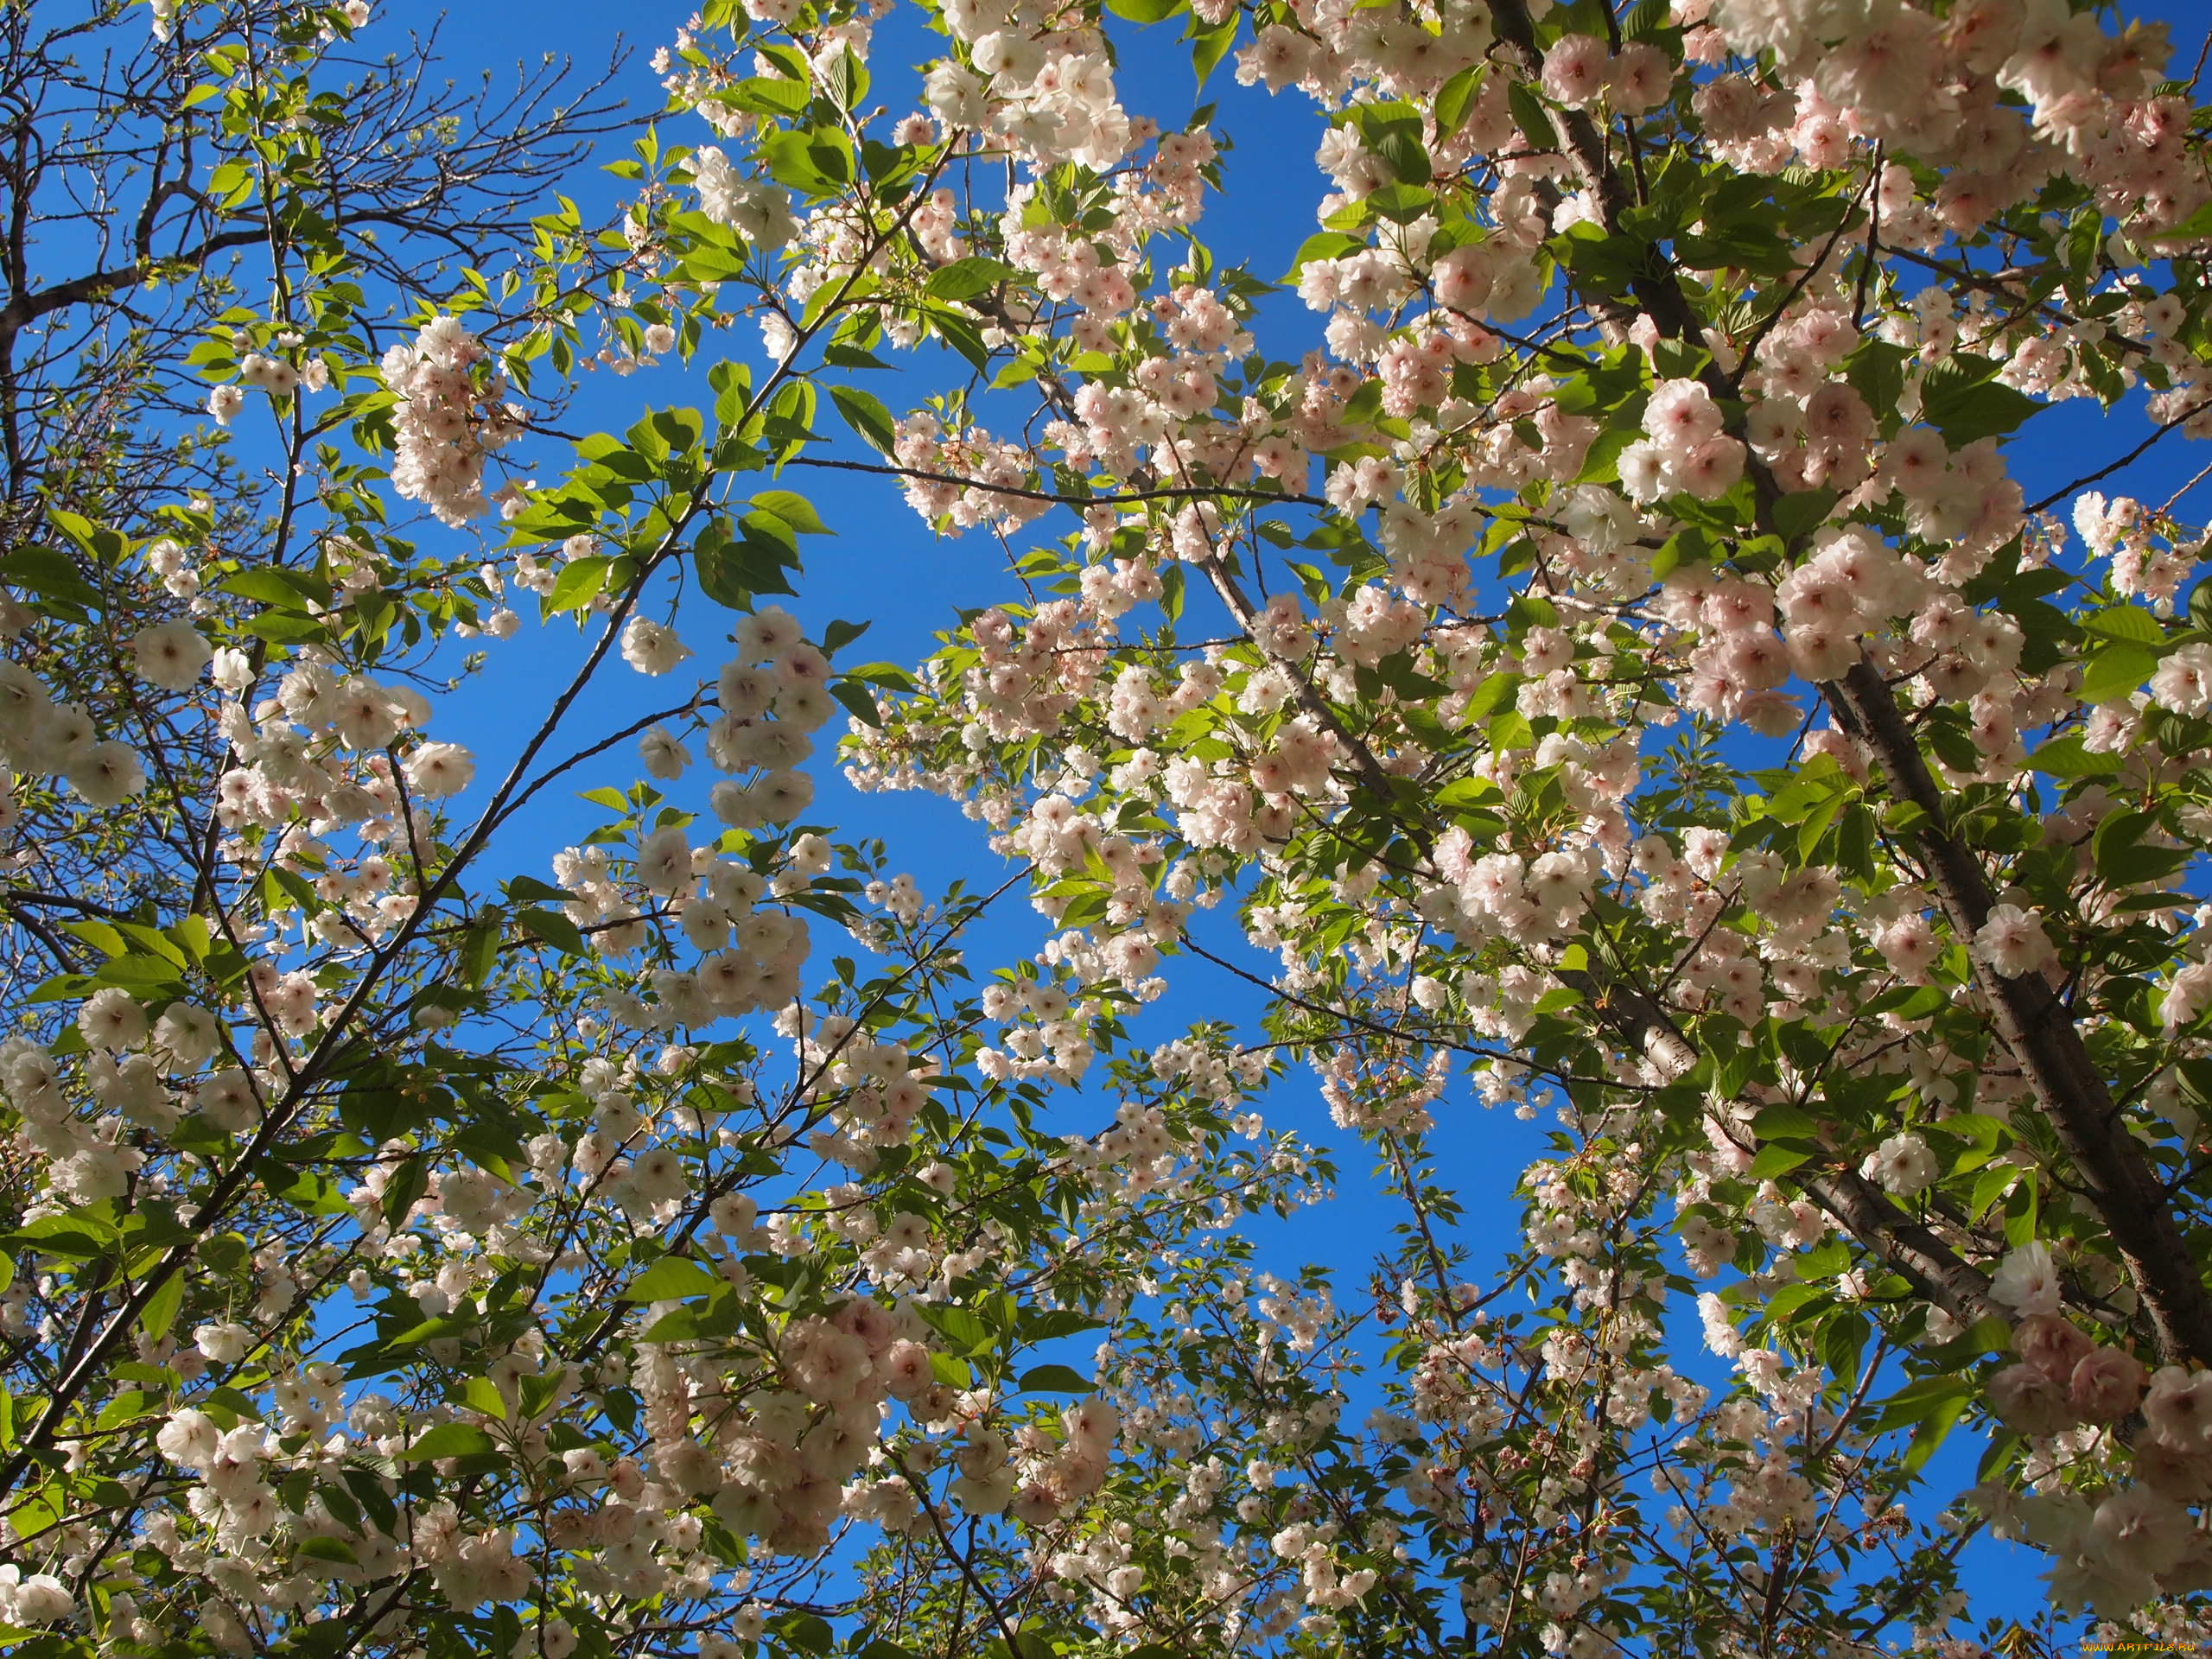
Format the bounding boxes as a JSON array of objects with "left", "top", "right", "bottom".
[{"left": 377, "top": 0, "right": 2212, "bottom": 1637}]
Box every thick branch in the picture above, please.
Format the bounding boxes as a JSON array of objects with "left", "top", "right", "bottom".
[
  {"left": 1480, "top": 0, "right": 2212, "bottom": 1366},
  {"left": 1823, "top": 660, "right": 2212, "bottom": 1363},
  {"left": 1557, "top": 966, "right": 2001, "bottom": 1332}
]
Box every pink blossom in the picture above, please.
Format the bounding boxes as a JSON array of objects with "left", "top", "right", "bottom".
[
  {"left": 1972, "top": 904, "right": 2056, "bottom": 978},
  {"left": 2069, "top": 1347, "right": 2148, "bottom": 1421}
]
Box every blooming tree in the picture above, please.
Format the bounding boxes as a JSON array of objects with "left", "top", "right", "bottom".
[{"left": 8, "top": 0, "right": 2212, "bottom": 1652}]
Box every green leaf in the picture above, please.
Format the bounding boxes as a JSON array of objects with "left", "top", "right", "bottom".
[
  {"left": 695, "top": 542, "right": 753, "bottom": 611},
  {"left": 1795, "top": 1238, "right": 1851, "bottom": 1279},
  {"left": 2027, "top": 734, "right": 2125, "bottom": 778},
  {"left": 1761, "top": 1282, "right": 1825, "bottom": 1324},
  {"left": 459, "top": 1376, "right": 508, "bottom": 1421},
  {"left": 760, "top": 130, "right": 854, "bottom": 196},
  {"left": 224, "top": 567, "right": 334, "bottom": 608},
  {"left": 1435, "top": 66, "right": 1483, "bottom": 137},
  {"left": 1488, "top": 709, "right": 1534, "bottom": 752},
  {"left": 728, "top": 75, "right": 810, "bottom": 117},
  {"left": 1835, "top": 802, "right": 1877, "bottom": 880},
  {"left": 544, "top": 556, "right": 609, "bottom": 615},
  {"left": 1846, "top": 341, "right": 1912, "bottom": 430},
  {"left": 138, "top": 1274, "right": 186, "bottom": 1345},
  {"left": 2090, "top": 807, "right": 2158, "bottom": 883},
  {"left": 1902, "top": 1389, "right": 1971, "bottom": 1471},
  {"left": 710, "top": 359, "right": 756, "bottom": 429},
  {"left": 1, "top": 547, "right": 103, "bottom": 610},
  {"left": 2079, "top": 641, "right": 2161, "bottom": 705},
  {"left": 1919, "top": 357, "right": 2042, "bottom": 445},
  {"left": 750, "top": 490, "right": 830, "bottom": 535},
  {"left": 7, "top": 1214, "right": 117, "bottom": 1258},
  {"left": 623, "top": 1255, "right": 721, "bottom": 1302},
  {"left": 404, "top": 1422, "right": 499, "bottom": 1461},
  {"left": 1507, "top": 80, "right": 1558, "bottom": 152},
  {"left": 1745, "top": 1144, "right": 1812, "bottom": 1180},
  {"left": 647, "top": 406, "right": 705, "bottom": 462},
  {"left": 825, "top": 45, "right": 868, "bottom": 111},
  {"left": 1797, "top": 790, "right": 1848, "bottom": 861},
  {"left": 925, "top": 258, "right": 1015, "bottom": 302},
  {"left": 1552, "top": 220, "right": 1645, "bottom": 296},
  {"left": 245, "top": 610, "right": 328, "bottom": 645},
  {"left": 1751, "top": 1103, "right": 1820, "bottom": 1143},
  {"left": 2079, "top": 604, "right": 2167, "bottom": 647},
  {"left": 843, "top": 660, "right": 918, "bottom": 689},
  {"left": 695, "top": 511, "right": 800, "bottom": 608},
  {"left": 1192, "top": 18, "right": 1237, "bottom": 88},
  {"left": 1363, "top": 181, "right": 1435, "bottom": 225},
  {"left": 931, "top": 308, "right": 992, "bottom": 369},
  {"left": 1281, "top": 231, "right": 1367, "bottom": 283},
  {"left": 517, "top": 907, "right": 588, "bottom": 956},
  {"left": 1368, "top": 124, "right": 1430, "bottom": 187},
  {"left": 1771, "top": 489, "right": 1837, "bottom": 544},
  {"left": 97, "top": 1389, "right": 160, "bottom": 1430},
  {"left": 641, "top": 1296, "right": 743, "bottom": 1342},
  {"left": 1872, "top": 1375, "right": 1974, "bottom": 1433},
  {"left": 831, "top": 385, "right": 898, "bottom": 455},
  {"left": 830, "top": 677, "right": 885, "bottom": 728},
  {"left": 1018, "top": 1364, "right": 1094, "bottom": 1393},
  {"left": 1820, "top": 1310, "right": 1870, "bottom": 1385}
]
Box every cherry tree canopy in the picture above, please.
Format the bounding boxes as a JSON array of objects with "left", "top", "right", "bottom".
[{"left": 3, "top": 0, "right": 2212, "bottom": 1653}]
